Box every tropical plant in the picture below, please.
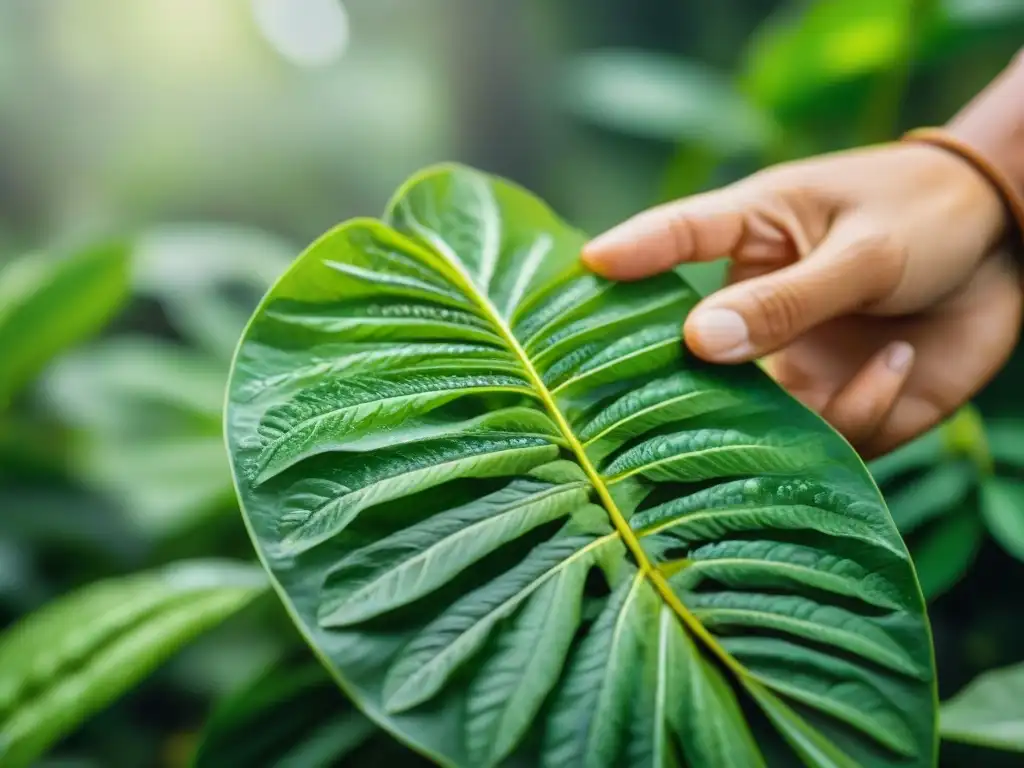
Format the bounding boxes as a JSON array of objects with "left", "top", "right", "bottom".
[
  {"left": 0, "top": 231, "right": 310, "bottom": 768},
  {"left": 869, "top": 407, "right": 1024, "bottom": 601},
  {"left": 0, "top": 560, "right": 265, "bottom": 766},
  {"left": 225, "top": 164, "right": 936, "bottom": 766},
  {"left": 5, "top": 1, "right": 1024, "bottom": 765}
]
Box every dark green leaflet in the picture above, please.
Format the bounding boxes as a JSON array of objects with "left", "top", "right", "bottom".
[{"left": 227, "top": 164, "right": 937, "bottom": 767}]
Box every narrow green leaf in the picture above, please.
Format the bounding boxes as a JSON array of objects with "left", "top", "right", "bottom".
[
  {"left": 723, "top": 635, "right": 920, "bottom": 757},
  {"left": 0, "top": 243, "right": 130, "bottom": 403},
  {"left": 272, "top": 436, "right": 560, "bottom": 553},
  {"left": 663, "top": 607, "right": 766, "bottom": 767},
  {"left": 987, "top": 418, "right": 1024, "bottom": 469},
  {"left": 0, "top": 561, "right": 265, "bottom": 767},
  {"left": 541, "top": 573, "right": 649, "bottom": 768},
  {"left": 464, "top": 547, "right": 590, "bottom": 766},
  {"left": 743, "top": 680, "right": 860, "bottom": 768},
  {"left": 193, "top": 652, "right": 378, "bottom": 768},
  {"left": 675, "top": 539, "right": 906, "bottom": 611},
  {"left": 868, "top": 428, "right": 944, "bottom": 486},
  {"left": 689, "top": 592, "right": 922, "bottom": 678},
  {"left": 885, "top": 462, "right": 975, "bottom": 535},
  {"left": 941, "top": 662, "right": 1024, "bottom": 751},
  {"left": 605, "top": 429, "right": 821, "bottom": 483},
  {"left": 383, "top": 535, "right": 614, "bottom": 715},
  {"left": 319, "top": 477, "right": 590, "bottom": 627},
  {"left": 911, "top": 510, "right": 984, "bottom": 600},
  {"left": 981, "top": 476, "right": 1024, "bottom": 561},
  {"left": 562, "top": 49, "right": 775, "bottom": 151},
  {"left": 253, "top": 373, "right": 534, "bottom": 482}
]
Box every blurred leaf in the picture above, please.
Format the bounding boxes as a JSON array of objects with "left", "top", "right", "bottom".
[
  {"left": 193, "top": 653, "right": 376, "bottom": 768},
  {"left": 0, "top": 414, "right": 69, "bottom": 482},
  {"left": 77, "top": 435, "right": 233, "bottom": 539},
  {"left": 0, "top": 243, "right": 130, "bottom": 405},
  {"left": 0, "top": 560, "right": 266, "bottom": 768},
  {"left": 942, "top": 404, "right": 993, "bottom": 475},
  {"left": 911, "top": 510, "right": 984, "bottom": 600},
  {"left": 0, "top": 490, "right": 141, "bottom": 564},
  {"left": 980, "top": 477, "right": 1024, "bottom": 561},
  {"left": 943, "top": 0, "right": 1024, "bottom": 26},
  {"left": 658, "top": 142, "right": 722, "bottom": 202},
  {"left": 134, "top": 225, "right": 290, "bottom": 293},
  {"left": 869, "top": 428, "right": 946, "bottom": 486},
  {"left": 134, "top": 225, "right": 291, "bottom": 360},
  {"left": 0, "top": 538, "right": 42, "bottom": 613},
  {"left": 163, "top": 611, "right": 285, "bottom": 701},
  {"left": 742, "top": 0, "right": 917, "bottom": 115},
  {"left": 941, "top": 661, "right": 1024, "bottom": 750},
  {"left": 562, "top": 49, "right": 775, "bottom": 152},
  {"left": 886, "top": 461, "right": 976, "bottom": 534},
  {"left": 44, "top": 337, "right": 224, "bottom": 431},
  {"left": 42, "top": 338, "right": 231, "bottom": 539},
  {"left": 986, "top": 418, "right": 1024, "bottom": 469}
]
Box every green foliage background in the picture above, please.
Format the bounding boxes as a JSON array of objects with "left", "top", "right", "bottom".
[{"left": 0, "top": 1, "right": 1022, "bottom": 766}]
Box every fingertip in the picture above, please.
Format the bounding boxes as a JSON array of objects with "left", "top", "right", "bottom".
[
  {"left": 683, "top": 306, "right": 754, "bottom": 363},
  {"left": 579, "top": 242, "right": 616, "bottom": 278},
  {"left": 883, "top": 341, "right": 915, "bottom": 375},
  {"left": 583, "top": 211, "right": 685, "bottom": 280},
  {"left": 823, "top": 340, "right": 915, "bottom": 449}
]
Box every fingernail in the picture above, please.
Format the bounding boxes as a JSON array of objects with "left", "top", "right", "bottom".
[
  {"left": 885, "top": 342, "right": 914, "bottom": 374},
  {"left": 687, "top": 308, "right": 752, "bottom": 361}
]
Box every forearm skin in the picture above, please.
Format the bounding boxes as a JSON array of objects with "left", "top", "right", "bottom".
[{"left": 949, "top": 50, "right": 1024, "bottom": 213}]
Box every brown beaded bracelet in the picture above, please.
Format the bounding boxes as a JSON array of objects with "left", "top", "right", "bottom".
[{"left": 902, "top": 127, "right": 1024, "bottom": 246}]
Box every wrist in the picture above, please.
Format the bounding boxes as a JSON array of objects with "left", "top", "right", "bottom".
[{"left": 945, "top": 51, "right": 1024, "bottom": 241}]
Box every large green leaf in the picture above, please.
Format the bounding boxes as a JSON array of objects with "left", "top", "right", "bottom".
[
  {"left": 0, "top": 560, "right": 265, "bottom": 767},
  {"left": 226, "top": 165, "right": 936, "bottom": 767},
  {"left": 941, "top": 662, "right": 1024, "bottom": 751},
  {"left": 0, "top": 242, "right": 130, "bottom": 405}
]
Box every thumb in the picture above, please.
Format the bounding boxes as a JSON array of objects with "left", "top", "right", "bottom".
[
  {"left": 582, "top": 185, "right": 792, "bottom": 281},
  {"left": 683, "top": 222, "right": 904, "bottom": 362}
]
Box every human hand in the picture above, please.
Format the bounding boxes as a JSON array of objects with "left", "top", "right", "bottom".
[{"left": 583, "top": 144, "right": 1023, "bottom": 457}]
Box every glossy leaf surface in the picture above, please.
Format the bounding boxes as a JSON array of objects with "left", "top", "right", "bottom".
[
  {"left": 227, "top": 165, "right": 936, "bottom": 767},
  {"left": 0, "top": 560, "right": 265, "bottom": 767}
]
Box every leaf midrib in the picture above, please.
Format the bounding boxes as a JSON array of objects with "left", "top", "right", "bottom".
[
  {"left": 412, "top": 237, "right": 750, "bottom": 683},
  {"left": 385, "top": 207, "right": 928, "bottom": 764}
]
